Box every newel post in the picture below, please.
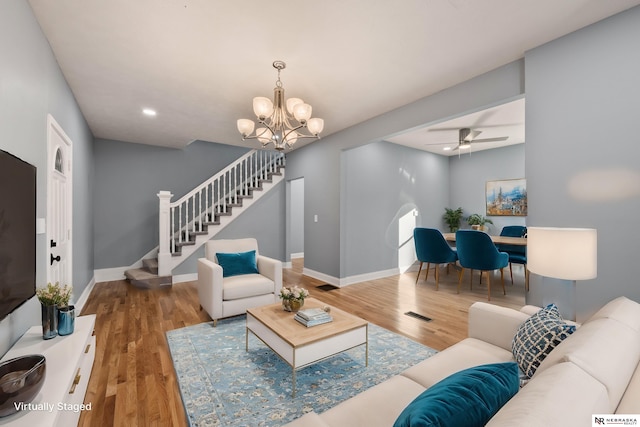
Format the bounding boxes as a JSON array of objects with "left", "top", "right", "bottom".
[{"left": 157, "top": 191, "right": 173, "bottom": 277}]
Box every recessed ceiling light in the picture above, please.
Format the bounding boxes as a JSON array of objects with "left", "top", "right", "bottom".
[
  {"left": 443, "top": 147, "right": 452, "bottom": 151},
  {"left": 142, "top": 108, "right": 157, "bottom": 116}
]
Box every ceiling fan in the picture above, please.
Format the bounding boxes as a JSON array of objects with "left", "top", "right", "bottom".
[{"left": 426, "top": 128, "right": 509, "bottom": 152}]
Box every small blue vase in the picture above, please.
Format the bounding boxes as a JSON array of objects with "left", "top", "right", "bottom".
[
  {"left": 58, "top": 305, "right": 75, "bottom": 336},
  {"left": 41, "top": 304, "right": 58, "bottom": 340}
]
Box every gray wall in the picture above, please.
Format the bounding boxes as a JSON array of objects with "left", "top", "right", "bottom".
[
  {"left": 342, "top": 141, "right": 449, "bottom": 276},
  {"left": 287, "top": 60, "right": 525, "bottom": 279},
  {"left": 525, "top": 6, "right": 640, "bottom": 320},
  {"left": 449, "top": 143, "right": 526, "bottom": 234},
  {"left": 1, "top": 0, "right": 94, "bottom": 356},
  {"left": 93, "top": 139, "right": 249, "bottom": 268},
  {"left": 289, "top": 178, "right": 304, "bottom": 256}
]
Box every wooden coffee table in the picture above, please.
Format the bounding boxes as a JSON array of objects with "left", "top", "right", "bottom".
[{"left": 246, "top": 297, "right": 368, "bottom": 396}]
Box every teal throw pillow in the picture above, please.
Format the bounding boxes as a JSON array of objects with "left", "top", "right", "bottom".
[
  {"left": 393, "top": 362, "right": 520, "bottom": 427},
  {"left": 512, "top": 303, "right": 576, "bottom": 379},
  {"left": 216, "top": 250, "right": 259, "bottom": 277}
]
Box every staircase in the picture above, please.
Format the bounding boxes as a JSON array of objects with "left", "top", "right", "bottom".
[{"left": 125, "top": 150, "right": 285, "bottom": 288}]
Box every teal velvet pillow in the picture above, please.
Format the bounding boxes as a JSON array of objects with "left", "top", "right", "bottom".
[
  {"left": 216, "top": 250, "right": 259, "bottom": 277},
  {"left": 393, "top": 362, "right": 519, "bottom": 427}
]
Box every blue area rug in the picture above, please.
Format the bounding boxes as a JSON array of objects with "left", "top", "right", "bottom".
[{"left": 166, "top": 316, "right": 436, "bottom": 427}]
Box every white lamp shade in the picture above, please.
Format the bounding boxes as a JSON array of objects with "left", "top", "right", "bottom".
[
  {"left": 253, "top": 97, "right": 274, "bottom": 118},
  {"left": 286, "top": 98, "right": 303, "bottom": 115},
  {"left": 284, "top": 130, "right": 298, "bottom": 145},
  {"left": 307, "top": 118, "right": 324, "bottom": 135},
  {"left": 293, "top": 103, "right": 312, "bottom": 122},
  {"left": 255, "top": 127, "right": 273, "bottom": 143},
  {"left": 237, "top": 119, "right": 255, "bottom": 136},
  {"left": 527, "top": 227, "right": 597, "bottom": 280}
]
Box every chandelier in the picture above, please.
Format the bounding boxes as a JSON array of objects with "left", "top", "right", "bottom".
[{"left": 237, "top": 61, "right": 324, "bottom": 151}]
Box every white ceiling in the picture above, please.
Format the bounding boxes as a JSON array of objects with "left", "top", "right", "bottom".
[
  {"left": 386, "top": 98, "right": 525, "bottom": 156},
  {"left": 27, "top": 0, "right": 640, "bottom": 150}
]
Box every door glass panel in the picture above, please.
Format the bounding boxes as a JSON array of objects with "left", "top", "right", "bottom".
[{"left": 54, "top": 148, "right": 63, "bottom": 173}]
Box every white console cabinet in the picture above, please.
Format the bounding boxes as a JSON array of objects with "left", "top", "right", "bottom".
[{"left": 0, "top": 314, "right": 96, "bottom": 427}]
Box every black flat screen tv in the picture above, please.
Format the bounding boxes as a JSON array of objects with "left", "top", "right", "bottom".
[{"left": 0, "top": 149, "right": 36, "bottom": 321}]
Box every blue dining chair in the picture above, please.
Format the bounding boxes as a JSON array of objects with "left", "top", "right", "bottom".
[
  {"left": 497, "top": 226, "right": 528, "bottom": 289},
  {"left": 455, "top": 230, "right": 509, "bottom": 301},
  {"left": 413, "top": 228, "right": 458, "bottom": 290}
]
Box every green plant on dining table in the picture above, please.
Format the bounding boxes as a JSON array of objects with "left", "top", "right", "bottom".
[{"left": 466, "top": 213, "right": 494, "bottom": 228}]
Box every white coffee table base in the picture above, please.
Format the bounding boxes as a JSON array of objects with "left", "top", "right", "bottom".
[{"left": 246, "top": 313, "right": 368, "bottom": 397}]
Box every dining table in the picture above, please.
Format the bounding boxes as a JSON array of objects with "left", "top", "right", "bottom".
[{"left": 443, "top": 232, "right": 527, "bottom": 246}]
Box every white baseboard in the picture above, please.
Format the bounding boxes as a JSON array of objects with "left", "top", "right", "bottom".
[
  {"left": 283, "top": 261, "right": 292, "bottom": 269},
  {"left": 94, "top": 267, "right": 127, "bottom": 282},
  {"left": 339, "top": 268, "right": 400, "bottom": 287},
  {"left": 302, "top": 267, "right": 340, "bottom": 287},
  {"left": 74, "top": 276, "right": 96, "bottom": 314},
  {"left": 290, "top": 252, "right": 304, "bottom": 259},
  {"left": 173, "top": 273, "right": 197, "bottom": 284},
  {"left": 302, "top": 267, "right": 400, "bottom": 288}
]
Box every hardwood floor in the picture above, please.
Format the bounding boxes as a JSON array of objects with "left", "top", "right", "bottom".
[{"left": 78, "top": 259, "right": 526, "bottom": 426}]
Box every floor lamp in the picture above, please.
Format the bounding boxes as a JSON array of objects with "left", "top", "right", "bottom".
[{"left": 527, "top": 227, "right": 597, "bottom": 321}]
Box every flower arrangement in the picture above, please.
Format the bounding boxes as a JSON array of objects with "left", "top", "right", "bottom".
[
  {"left": 279, "top": 286, "right": 309, "bottom": 312},
  {"left": 279, "top": 286, "right": 309, "bottom": 302},
  {"left": 36, "top": 282, "right": 72, "bottom": 307}
]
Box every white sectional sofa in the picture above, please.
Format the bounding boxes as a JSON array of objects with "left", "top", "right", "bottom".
[{"left": 284, "top": 297, "right": 640, "bottom": 427}]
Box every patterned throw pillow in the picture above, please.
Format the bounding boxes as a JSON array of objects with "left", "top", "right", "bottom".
[{"left": 512, "top": 304, "right": 576, "bottom": 379}]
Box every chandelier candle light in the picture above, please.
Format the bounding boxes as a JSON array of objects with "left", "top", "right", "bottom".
[{"left": 237, "top": 61, "right": 324, "bottom": 151}]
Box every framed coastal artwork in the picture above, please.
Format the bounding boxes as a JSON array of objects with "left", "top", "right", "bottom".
[{"left": 486, "top": 178, "right": 527, "bottom": 216}]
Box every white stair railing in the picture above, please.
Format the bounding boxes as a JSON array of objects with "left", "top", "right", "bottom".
[{"left": 157, "top": 150, "right": 285, "bottom": 276}]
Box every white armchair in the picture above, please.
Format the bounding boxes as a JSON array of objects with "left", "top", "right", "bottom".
[{"left": 197, "top": 238, "right": 283, "bottom": 326}]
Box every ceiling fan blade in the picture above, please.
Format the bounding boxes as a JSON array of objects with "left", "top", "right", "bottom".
[
  {"left": 464, "top": 130, "right": 482, "bottom": 142},
  {"left": 427, "top": 127, "right": 461, "bottom": 132},
  {"left": 471, "top": 136, "right": 509, "bottom": 143},
  {"left": 424, "top": 141, "right": 458, "bottom": 146}
]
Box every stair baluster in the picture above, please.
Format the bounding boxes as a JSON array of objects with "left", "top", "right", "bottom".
[{"left": 155, "top": 150, "right": 285, "bottom": 277}]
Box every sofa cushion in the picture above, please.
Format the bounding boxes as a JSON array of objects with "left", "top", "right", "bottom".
[
  {"left": 468, "top": 302, "right": 532, "bottom": 351},
  {"left": 536, "top": 317, "right": 640, "bottom": 411},
  {"left": 586, "top": 296, "right": 640, "bottom": 332},
  {"left": 320, "top": 375, "right": 426, "bottom": 427},
  {"left": 486, "top": 362, "right": 610, "bottom": 427},
  {"left": 393, "top": 363, "right": 519, "bottom": 427},
  {"left": 401, "top": 338, "right": 515, "bottom": 389},
  {"left": 222, "top": 274, "right": 274, "bottom": 300},
  {"left": 616, "top": 361, "right": 640, "bottom": 413},
  {"left": 216, "top": 250, "right": 259, "bottom": 277},
  {"left": 512, "top": 303, "right": 576, "bottom": 379}
]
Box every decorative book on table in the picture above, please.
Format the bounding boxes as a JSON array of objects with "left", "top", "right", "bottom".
[{"left": 294, "top": 308, "right": 333, "bottom": 327}]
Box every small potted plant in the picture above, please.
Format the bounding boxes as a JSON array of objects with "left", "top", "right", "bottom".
[
  {"left": 466, "top": 214, "right": 493, "bottom": 232},
  {"left": 279, "top": 286, "right": 309, "bottom": 312},
  {"left": 36, "top": 282, "right": 72, "bottom": 339},
  {"left": 443, "top": 207, "right": 464, "bottom": 232}
]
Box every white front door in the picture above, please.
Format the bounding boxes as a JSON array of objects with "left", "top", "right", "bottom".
[{"left": 47, "top": 115, "right": 73, "bottom": 287}]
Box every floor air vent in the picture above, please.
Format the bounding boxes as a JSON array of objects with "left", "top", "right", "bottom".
[
  {"left": 405, "top": 311, "right": 433, "bottom": 322},
  {"left": 316, "top": 284, "right": 339, "bottom": 291}
]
